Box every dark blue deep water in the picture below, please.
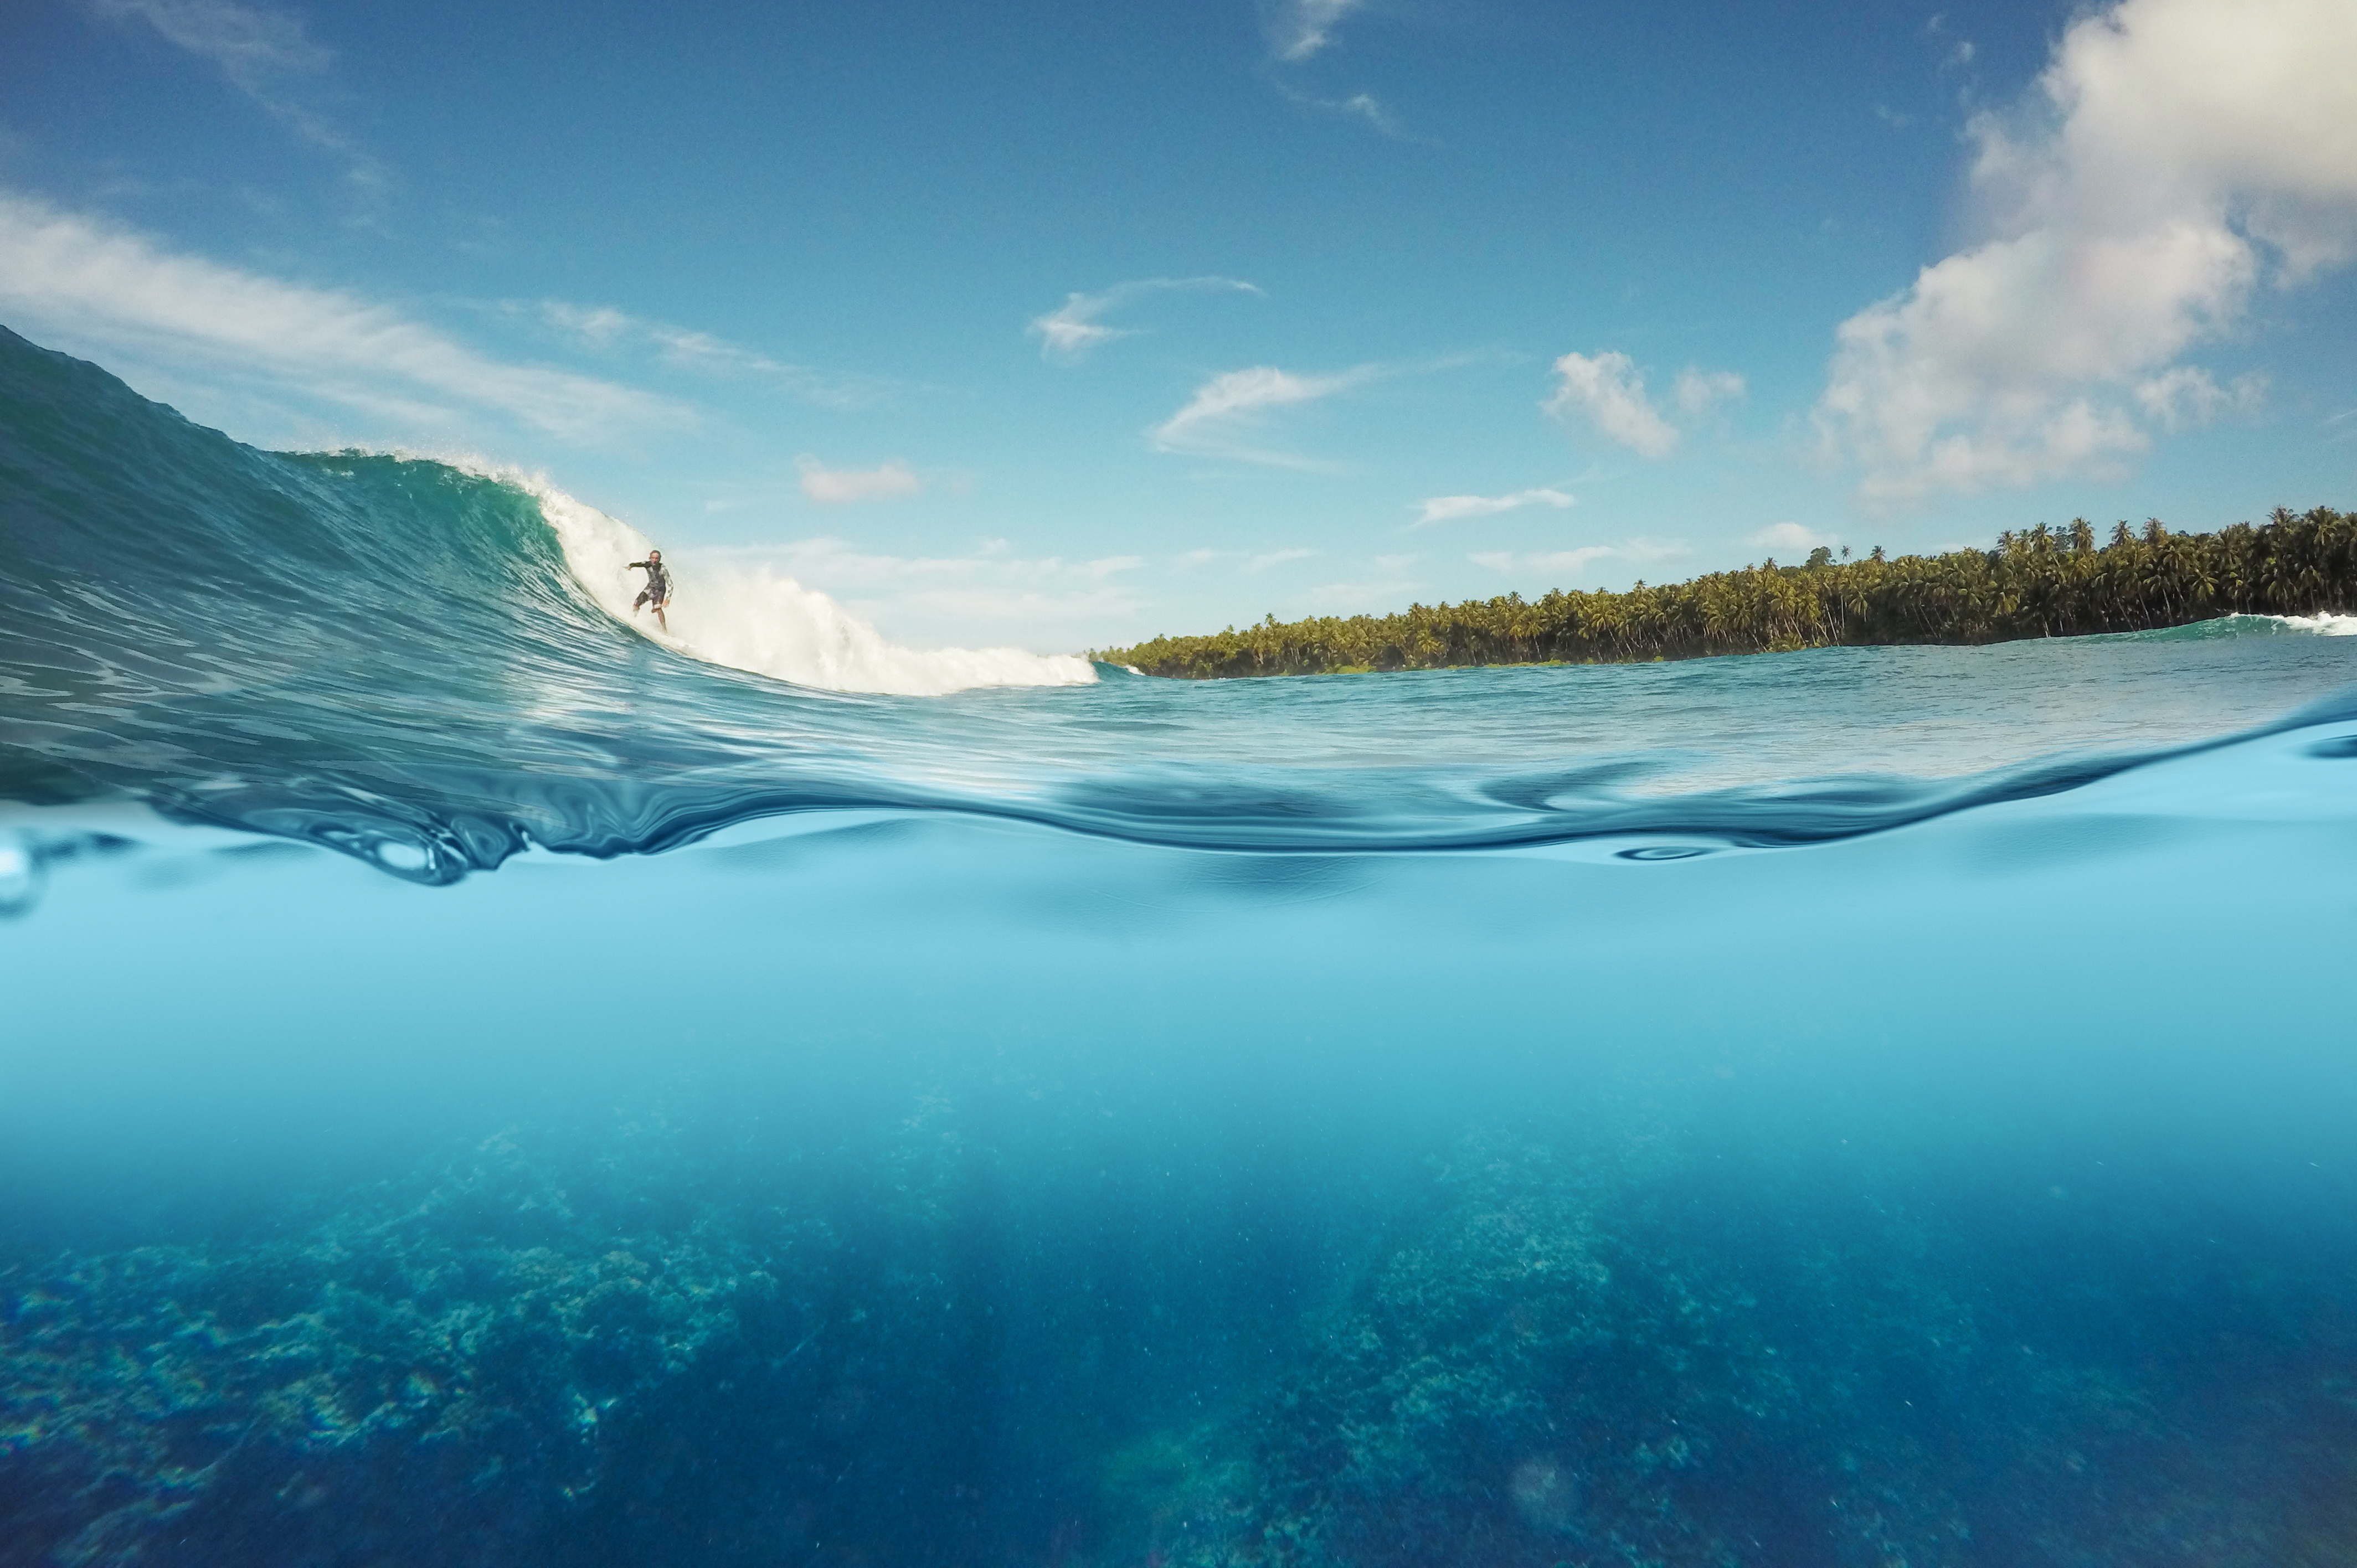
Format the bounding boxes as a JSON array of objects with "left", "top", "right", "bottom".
[{"left": 6, "top": 323, "right": 2357, "bottom": 1566}]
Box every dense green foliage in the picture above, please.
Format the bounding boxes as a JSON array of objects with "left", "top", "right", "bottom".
[{"left": 1098, "top": 506, "right": 2357, "bottom": 678}]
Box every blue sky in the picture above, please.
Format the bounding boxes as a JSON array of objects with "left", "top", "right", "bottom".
[{"left": 3, "top": 0, "right": 2353, "bottom": 652}]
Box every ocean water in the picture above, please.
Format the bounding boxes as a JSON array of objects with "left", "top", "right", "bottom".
[{"left": 6, "top": 323, "right": 2357, "bottom": 1567}]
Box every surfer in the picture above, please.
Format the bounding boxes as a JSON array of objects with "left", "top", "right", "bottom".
[{"left": 626, "top": 550, "right": 671, "bottom": 633}]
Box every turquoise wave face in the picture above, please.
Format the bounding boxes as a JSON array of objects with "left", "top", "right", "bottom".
[{"left": 6, "top": 323, "right": 2357, "bottom": 1567}]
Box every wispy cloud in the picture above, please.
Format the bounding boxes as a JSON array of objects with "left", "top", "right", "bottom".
[
  {"left": 537, "top": 300, "right": 634, "bottom": 345},
  {"left": 1470, "top": 546, "right": 1616, "bottom": 579},
  {"left": 1276, "top": 84, "right": 1412, "bottom": 139},
  {"left": 796, "top": 457, "right": 923, "bottom": 504},
  {"left": 1150, "top": 363, "right": 1379, "bottom": 468},
  {"left": 90, "top": 0, "right": 384, "bottom": 185},
  {"left": 1267, "top": 0, "right": 1368, "bottom": 61},
  {"left": 1747, "top": 523, "right": 1839, "bottom": 554},
  {"left": 92, "top": 0, "right": 327, "bottom": 83},
  {"left": 1177, "top": 546, "right": 1319, "bottom": 571},
  {"left": 0, "top": 189, "right": 680, "bottom": 441},
  {"left": 533, "top": 299, "right": 885, "bottom": 409},
  {"left": 1028, "top": 276, "right": 1261, "bottom": 364},
  {"left": 1672, "top": 368, "right": 1746, "bottom": 415},
  {"left": 1260, "top": 0, "right": 1405, "bottom": 140},
  {"left": 1927, "top": 12, "right": 1979, "bottom": 71},
  {"left": 1304, "top": 561, "right": 1424, "bottom": 613},
  {"left": 1816, "top": 0, "right": 2357, "bottom": 504},
  {"left": 2131, "top": 364, "right": 2265, "bottom": 431},
  {"left": 1412, "top": 487, "right": 1574, "bottom": 528},
  {"left": 1470, "top": 538, "right": 1692, "bottom": 585}
]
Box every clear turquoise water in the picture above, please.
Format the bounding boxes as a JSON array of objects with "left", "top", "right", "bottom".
[{"left": 6, "top": 324, "right": 2357, "bottom": 1565}]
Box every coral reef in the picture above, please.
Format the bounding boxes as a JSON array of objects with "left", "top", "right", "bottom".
[
  {"left": 1136, "top": 1127, "right": 2357, "bottom": 1567},
  {"left": 3, "top": 1120, "right": 811, "bottom": 1566},
  {"left": 6, "top": 1101, "right": 2355, "bottom": 1566}
]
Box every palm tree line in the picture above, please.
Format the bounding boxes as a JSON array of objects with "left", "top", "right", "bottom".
[{"left": 1094, "top": 506, "right": 2357, "bottom": 679}]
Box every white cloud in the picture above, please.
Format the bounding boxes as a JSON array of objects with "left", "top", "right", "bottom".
[
  {"left": 91, "top": 0, "right": 381, "bottom": 182},
  {"left": 796, "top": 457, "right": 923, "bottom": 504},
  {"left": 1672, "top": 368, "right": 1746, "bottom": 415},
  {"left": 1028, "top": 276, "right": 1260, "bottom": 364},
  {"left": 0, "top": 189, "right": 681, "bottom": 441},
  {"left": 1815, "top": 0, "right": 2357, "bottom": 503},
  {"left": 1150, "top": 363, "right": 1376, "bottom": 467},
  {"left": 1411, "top": 487, "right": 1575, "bottom": 528},
  {"left": 1747, "top": 523, "right": 1839, "bottom": 554},
  {"left": 1269, "top": 0, "right": 1367, "bottom": 61},
  {"left": 1542, "top": 352, "right": 1681, "bottom": 458}
]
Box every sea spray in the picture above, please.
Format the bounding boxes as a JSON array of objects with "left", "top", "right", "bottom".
[{"left": 522, "top": 472, "right": 1097, "bottom": 696}]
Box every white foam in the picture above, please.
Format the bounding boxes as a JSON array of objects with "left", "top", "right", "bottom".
[
  {"left": 2271, "top": 612, "right": 2357, "bottom": 637},
  {"left": 522, "top": 478, "right": 1099, "bottom": 697}
]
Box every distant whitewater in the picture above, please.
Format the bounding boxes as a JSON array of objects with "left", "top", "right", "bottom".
[{"left": 2274, "top": 611, "right": 2357, "bottom": 636}]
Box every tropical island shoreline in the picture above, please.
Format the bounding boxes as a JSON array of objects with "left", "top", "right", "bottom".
[{"left": 1093, "top": 508, "right": 2357, "bottom": 678}]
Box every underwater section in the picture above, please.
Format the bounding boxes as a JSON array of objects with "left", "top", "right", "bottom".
[{"left": 9, "top": 709, "right": 2357, "bottom": 1567}]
